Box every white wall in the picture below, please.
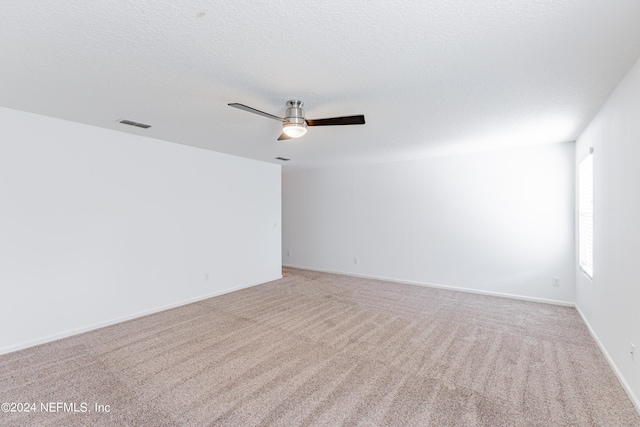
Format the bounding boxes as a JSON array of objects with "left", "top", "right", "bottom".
[
  {"left": 575, "top": 57, "right": 640, "bottom": 409},
  {"left": 283, "top": 142, "right": 575, "bottom": 304},
  {"left": 0, "top": 106, "right": 281, "bottom": 354}
]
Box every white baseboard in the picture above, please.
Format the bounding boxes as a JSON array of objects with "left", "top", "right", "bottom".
[
  {"left": 0, "top": 275, "right": 282, "bottom": 356},
  {"left": 575, "top": 306, "right": 640, "bottom": 415},
  {"left": 283, "top": 264, "right": 575, "bottom": 307}
]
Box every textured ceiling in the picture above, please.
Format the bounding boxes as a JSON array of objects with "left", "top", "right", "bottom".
[{"left": 2, "top": 1, "right": 640, "bottom": 171}]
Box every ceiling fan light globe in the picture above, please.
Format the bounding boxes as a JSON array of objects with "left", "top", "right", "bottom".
[{"left": 282, "top": 122, "right": 307, "bottom": 138}]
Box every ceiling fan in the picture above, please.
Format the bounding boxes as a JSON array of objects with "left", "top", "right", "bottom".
[{"left": 228, "top": 100, "right": 365, "bottom": 140}]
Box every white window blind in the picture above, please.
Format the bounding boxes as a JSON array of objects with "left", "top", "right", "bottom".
[{"left": 579, "top": 153, "right": 593, "bottom": 278}]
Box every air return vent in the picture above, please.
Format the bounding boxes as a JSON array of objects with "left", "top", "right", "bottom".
[{"left": 118, "top": 119, "right": 152, "bottom": 129}]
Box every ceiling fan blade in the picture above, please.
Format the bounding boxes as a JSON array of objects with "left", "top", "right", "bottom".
[
  {"left": 228, "top": 103, "right": 285, "bottom": 121},
  {"left": 277, "top": 132, "right": 292, "bottom": 141},
  {"left": 306, "top": 115, "right": 365, "bottom": 126}
]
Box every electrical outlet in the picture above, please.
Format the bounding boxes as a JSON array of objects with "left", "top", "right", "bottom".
[
  {"left": 204, "top": 273, "right": 209, "bottom": 281},
  {"left": 552, "top": 277, "right": 560, "bottom": 287},
  {"left": 354, "top": 257, "right": 359, "bottom": 264},
  {"left": 287, "top": 250, "right": 292, "bottom": 257},
  {"left": 631, "top": 343, "right": 636, "bottom": 356}
]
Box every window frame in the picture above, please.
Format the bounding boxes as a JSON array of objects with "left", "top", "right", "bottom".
[{"left": 578, "top": 151, "right": 593, "bottom": 279}]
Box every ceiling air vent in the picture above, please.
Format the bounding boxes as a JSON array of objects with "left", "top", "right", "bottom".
[
  {"left": 118, "top": 119, "right": 152, "bottom": 129},
  {"left": 275, "top": 157, "right": 290, "bottom": 161}
]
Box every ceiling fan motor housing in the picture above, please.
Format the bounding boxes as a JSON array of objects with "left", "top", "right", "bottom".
[{"left": 285, "top": 100, "right": 305, "bottom": 125}]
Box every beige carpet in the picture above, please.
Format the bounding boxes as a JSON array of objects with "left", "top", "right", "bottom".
[{"left": 1, "top": 268, "right": 638, "bottom": 426}]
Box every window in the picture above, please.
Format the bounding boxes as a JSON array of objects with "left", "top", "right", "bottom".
[{"left": 578, "top": 152, "right": 593, "bottom": 278}]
